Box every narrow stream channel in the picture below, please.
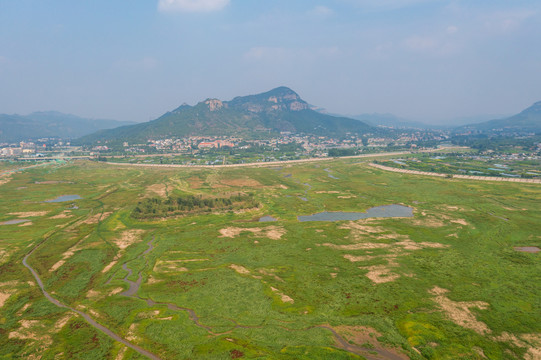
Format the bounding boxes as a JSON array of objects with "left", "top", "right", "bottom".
[
  {"left": 22, "top": 239, "right": 162, "bottom": 360},
  {"left": 120, "top": 239, "right": 405, "bottom": 359},
  {"left": 25, "top": 233, "right": 406, "bottom": 360}
]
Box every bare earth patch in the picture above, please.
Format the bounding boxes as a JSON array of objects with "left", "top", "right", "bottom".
[
  {"left": 332, "top": 325, "right": 409, "bottom": 359},
  {"left": 114, "top": 229, "right": 146, "bottom": 250},
  {"left": 50, "top": 211, "right": 73, "bottom": 219},
  {"left": 334, "top": 325, "right": 382, "bottom": 345},
  {"left": 9, "top": 211, "right": 49, "bottom": 217},
  {"left": 0, "top": 176, "right": 12, "bottom": 186},
  {"left": 360, "top": 265, "right": 400, "bottom": 283},
  {"left": 152, "top": 259, "right": 205, "bottom": 273},
  {"left": 84, "top": 211, "right": 112, "bottom": 224},
  {"left": 116, "top": 346, "right": 128, "bottom": 360},
  {"left": 219, "top": 226, "right": 286, "bottom": 240},
  {"left": 259, "top": 269, "right": 284, "bottom": 282},
  {"left": 146, "top": 183, "right": 167, "bottom": 198},
  {"left": 0, "top": 292, "right": 13, "bottom": 308},
  {"left": 86, "top": 289, "right": 100, "bottom": 298},
  {"left": 109, "top": 287, "right": 124, "bottom": 296},
  {"left": 18, "top": 221, "right": 33, "bottom": 227},
  {"left": 50, "top": 235, "right": 92, "bottom": 272},
  {"left": 230, "top": 264, "right": 251, "bottom": 275},
  {"left": 220, "top": 177, "right": 261, "bottom": 187},
  {"left": 327, "top": 223, "right": 448, "bottom": 284},
  {"left": 55, "top": 314, "right": 73, "bottom": 331},
  {"left": 410, "top": 216, "right": 446, "bottom": 228},
  {"left": 493, "top": 333, "right": 541, "bottom": 360},
  {"left": 325, "top": 242, "right": 390, "bottom": 250},
  {"left": 429, "top": 286, "right": 491, "bottom": 334},
  {"left": 270, "top": 287, "right": 294, "bottom": 303},
  {"left": 102, "top": 259, "right": 119, "bottom": 273},
  {"left": 450, "top": 218, "right": 468, "bottom": 226}
]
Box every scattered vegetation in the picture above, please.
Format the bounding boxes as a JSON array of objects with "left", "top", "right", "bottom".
[{"left": 1, "top": 158, "right": 539, "bottom": 359}]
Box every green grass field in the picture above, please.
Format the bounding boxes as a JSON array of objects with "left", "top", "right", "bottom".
[{"left": 0, "top": 158, "right": 539, "bottom": 359}]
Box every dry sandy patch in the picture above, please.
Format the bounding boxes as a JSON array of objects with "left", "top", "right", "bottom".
[
  {"left": 50, "top": 211, "right": 73, "bottom": 219},
  {"left": 220, "top": 177, "right": 261, "bottom": 187},
  {"left": 0, "top": 292, "right": 13, "bottom": 308},
  {"left": 18, "top": 221, "right": 33, "bottom": 227},
  {"left": 114, "top": 229, "right": 145, "bottom": 250},
  {"left": 360, "top": 265, "right": 400, "bottom": 284},
  {"left": 270, "top": 287, "right": 294, "bottom": 303},
  {"left": 334, "top": 325, "right": 382, "bottom": 344},
  {"left": 146, "top": 183, "right": 167, "bottom": 198},
  {"left": 394, "top": 239, "right": 449, "bottom": 250},
  {"left": 429, "top": 286, "right": 491, "bottom": 335},
  {"left": 50, "top": 236, "right": 91, "bottom": 272},
  {"left": 410, "top": 216, "right": 446, "bottom": 228},
  {"left": 9, "top": 211, "right": 49, "bottom": 217},
  {"left": 116, "top": 346, "right": 128, "bottom": 360},
  {"left": 230, "top": 264, "right": 250, "bottom": 275},
  {"left": 0, "top": 176, "right": 12, "bottom": 186},
  {"left": 219, "top": 226, "right": 286, "bottom": 240},
  {"left": 102, "top": 259, "right": 119, "bottom": 273},
  {"left": 329, "top": 225, "right": 449, "bottom": 284},
  {"left": 324, "top": 242, "right": 390, "bottom": 250},
  {"left": 493, "top": 333, "right": 541, "bottom": 360},
  {"left": 86, "top": 289, "right": 100, "bottom": 298},
  {"left": 84, "top": 211, "right": 112, "bottom": 224},
  {"left": 152, "top": 259, "right": 206, "bottom": 273},
  {"left": 110, "top": 287, "right": 124, "bottom": 296}
]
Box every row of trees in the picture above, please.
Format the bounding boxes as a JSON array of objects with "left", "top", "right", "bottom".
[{"left": 132, "top": 193, "right": 258, "bottom": 219}]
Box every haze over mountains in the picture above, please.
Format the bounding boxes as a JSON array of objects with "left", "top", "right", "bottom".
[
  {"left": 2, "top": 88, "right": 540, "bottom": 144},
  {"left": 76, "top": 87, "right": 374, "bottom": 144},
  {"left": 0, "top": 112, "right": 134, "bottom": 143},
  {"left": 457, "top": 101, "right": 541, "bottom": 133}
]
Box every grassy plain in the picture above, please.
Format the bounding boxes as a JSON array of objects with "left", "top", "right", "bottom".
[{"left": 0, "top": 158, "right": 539, "bottom": 359}]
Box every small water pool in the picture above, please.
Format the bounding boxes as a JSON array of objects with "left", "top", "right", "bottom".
[
  {"left": 45, "top": 195, "right": 82, "bottom": 203},
  {"left": 298, "top": 204, "right": 413, "bottom": 222}
]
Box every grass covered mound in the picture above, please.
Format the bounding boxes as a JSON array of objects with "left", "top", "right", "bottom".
[{"left": 131, "top": 193, "right": 258, "bottom": 219}]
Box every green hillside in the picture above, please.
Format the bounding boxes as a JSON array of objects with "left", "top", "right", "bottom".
[
  {"left": 459, "top": 101, "right": 541, "bottom": 133},
  {"left": 76, "top": 87, "right": 373, "bottom": 144}
]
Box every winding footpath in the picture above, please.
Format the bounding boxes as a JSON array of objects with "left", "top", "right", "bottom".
[
  {"left": 22, "top": 239, "right": 162, "bottom": 360},
  {"left": 370, "top": 163, "right": 541, "bottom": 184}
]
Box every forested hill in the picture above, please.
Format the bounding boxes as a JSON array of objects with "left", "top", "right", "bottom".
[
  {"left": 75, "top": 87, "right": 375, "bottom": 144},
  {"left": 456, "top": 101, "right": 541, "bottom": 133}
]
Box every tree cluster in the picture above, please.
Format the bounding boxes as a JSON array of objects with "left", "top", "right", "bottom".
[{"left": 132, "top": 193, "right": 258, "bottom": 219}]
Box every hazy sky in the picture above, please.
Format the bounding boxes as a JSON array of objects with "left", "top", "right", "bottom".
[{"left": 1, "top": 0, "right": 540, "bottom": 124}]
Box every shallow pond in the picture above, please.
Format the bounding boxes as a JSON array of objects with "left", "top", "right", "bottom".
[
  {"left": 1, "top": 219, "right": 30, "bottom": 225},
  {"left": 324, "top": 168, "right": 339, "bottom": 179},
  {"left": 514, "top": 247, "right": 540, "bottom": 253},
  {"left": 298, "top": 204, "right": 413, "bottom": 222},
  {"left": 45, "top": 195, "right": 82, "bottom": 203},
  {"left": 259, "top": 216, "right": 278, "bottom": 222}
]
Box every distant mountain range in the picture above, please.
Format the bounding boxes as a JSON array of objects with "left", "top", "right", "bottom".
[
  {"left": 3, "top": 92, "right": 539, "bottom": 144},
  {"left": 347, "top": 113, "right": 431, "bottom": 129},
  {"left": 0, "top": 111, "right": 135, "bottom": 143},
  {"left": 457, "top": 101, "right": 541, "bottom": 133},
  {"left": 76, "top": 87, "right": 374, "bottom": 144}
]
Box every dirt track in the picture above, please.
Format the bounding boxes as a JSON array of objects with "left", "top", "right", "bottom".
[
  {"left": 104, "top": 151, "right": 416, "bottom": 169},
  {"left": 369, "top": 163, "right": 541, "bottom": 184}
]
